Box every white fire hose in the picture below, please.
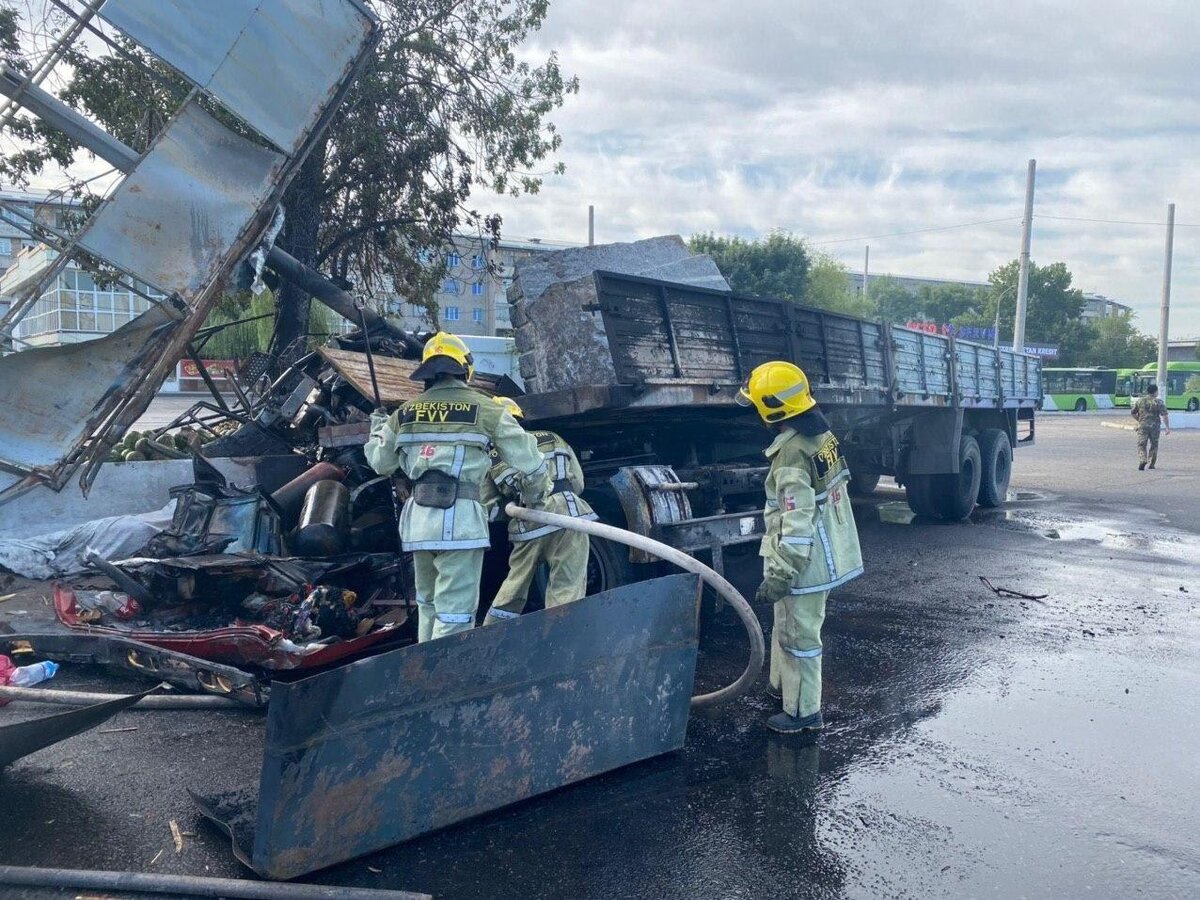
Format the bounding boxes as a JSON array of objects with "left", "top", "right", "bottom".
[{"left": 505, "top": 503, "right": 765, "bottom": 708}]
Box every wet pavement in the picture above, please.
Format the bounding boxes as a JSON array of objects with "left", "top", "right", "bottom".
[{"left": 1, "top": 416, "right": 1199, "bottom": 898}]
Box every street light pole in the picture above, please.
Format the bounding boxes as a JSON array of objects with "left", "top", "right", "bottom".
[
  {"left": 1012, "top": 159, "right": 1036, "bottom": 352},
  {"left": 1157, "top": 202, "right": 1175, "bottom": 399}
]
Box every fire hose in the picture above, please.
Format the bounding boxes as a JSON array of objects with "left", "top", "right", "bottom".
[{"left": 505, "top": 503, "right": 765, "bottom": 708}]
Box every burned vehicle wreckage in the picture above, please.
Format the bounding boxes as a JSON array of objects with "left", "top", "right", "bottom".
[{"left": 0, "top": 0, "right": 1040, "bottom": 884}]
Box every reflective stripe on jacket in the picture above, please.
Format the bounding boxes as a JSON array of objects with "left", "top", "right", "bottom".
[
  {"left": 759, "top": 427, "right": 864, "bottom": 595},
  {"left": 482, "top": 430, "right": 597, "bottom": 541},
  {"left": 363, "top": 378, "right": 547, "bottom": 551}
]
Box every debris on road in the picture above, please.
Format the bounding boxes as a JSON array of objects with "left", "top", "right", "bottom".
[
  {"left": 979, "top": 576, "right": 1049, "bottom": 602},
  {"left": 169, "top": 819, "right": 184, "bottom": 854}
]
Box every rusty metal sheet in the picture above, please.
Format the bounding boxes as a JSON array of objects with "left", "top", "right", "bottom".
[
  {"left": 317, "top": 346, "right": 422, "bottom": 406},
  {"left": 98, "top": 0, "right": 376, "bottom": 155},
  {"left": 0, "top": 305, "right": 176, "bottom": 477},
  {"left": 76, "top": 101, "right": 286, "bottom": 297},
  {"left": 194, "top": 573, "right": 701, "bottom": 880}
]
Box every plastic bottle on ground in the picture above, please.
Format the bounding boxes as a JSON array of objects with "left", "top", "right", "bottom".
[{"left": 9, "top": 660, "right": 60, "bottom": 686}]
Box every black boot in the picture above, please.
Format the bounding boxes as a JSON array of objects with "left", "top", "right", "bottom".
[
  {"left": 1138, "top": 462, "right": 1146, "bottom": 470},
  {"left": 766, "top": 683, "right": 782, "bottom": 701},
  {"left": 767, "top": 710, "right": 824, "bottom": 734}
]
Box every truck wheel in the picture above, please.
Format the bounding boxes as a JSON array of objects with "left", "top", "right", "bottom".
[
  {"left": 848, "top": 471, "right": 882, "bottom": 497},
  {"left": 586, "top": 535, "right": 639, "bottom": 595},
  {"left": 1188, "top": 397, "right": 1199, "bottom": 412},
  {"left": 931, "top": 435, "right": 982, "bottom": 521},
  {"left": 905, "top": 474, "right": 939, "bottom": 518},
  {"left": 977, "top": 429, "right": 1012, "bottom": 508},
  {"left": 1073, "top": 397, "right": 1088, "bottom": 412}
]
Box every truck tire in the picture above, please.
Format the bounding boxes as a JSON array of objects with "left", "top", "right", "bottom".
[
  {"left": 977, "top": 428, "right": 1012, "bottom": 509},
  {"left": 1188, "top": 397, "right": 1199, "bottom": 412},
  {"left": 848, "top": 471, "right": 882, "bottom": 497},
  {"left": 904, "top": 474, "right": 939, "bottom": 518},
  {"left": 1073, "top": 397, "right": 1088, "bottom": 412},
  {"left": 931, "top": 435, "right": 982, "bottom": 521},
  {"left": 586, "top": 535, "right": 639, "bottom": 595}
]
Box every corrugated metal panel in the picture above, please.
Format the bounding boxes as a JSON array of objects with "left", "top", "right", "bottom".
[
  {"left": 76, "top": 100, "right": 286, "bottom": 297},
  {"left": 194, "top": 573, "right": 702, "bottom": 879},
  {"left": 99, "top": 0, "right": 375, "bottom": 154}
]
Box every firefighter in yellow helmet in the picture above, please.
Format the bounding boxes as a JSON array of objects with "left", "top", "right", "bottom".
[
  {"left": 364, "top": 332, "right": 549, "bottom": 642},
  {"left": 480, "top": 396, "right": 597, "bottom": 623},
  {"left": 738, "top": 361, "right": 863, "bottom": 734}
]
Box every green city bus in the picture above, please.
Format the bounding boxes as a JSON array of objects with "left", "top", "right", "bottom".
[
  {"left": 1133, "top": 362, "right": 1200, "bottom": 411},
  {"left": 1041, "top": 367, "right": 1117, "bottom": 411},
  {"left": 1113, "top": 367, "right": 1139, "bottom": 408}
]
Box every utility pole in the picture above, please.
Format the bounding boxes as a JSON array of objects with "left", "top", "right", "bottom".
[
  {"left": 588, "top": 205, "right": 595, "bottom": 246},
  {"left": 1157, "top": 202, "right": 1175, "bottom": 399},
  {"left": 862, "top": 245, "right": 870, "bottom": 301},
  {"left": 1012, "top": 159, "right": 1036, "bottom": 352}
]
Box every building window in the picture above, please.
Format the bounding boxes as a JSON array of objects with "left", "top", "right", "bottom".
[
  {"left": 472, "top": 307, "right": 484, "bottom": 323},
  {"left": 471, "top": 254, "right": 486, "bottom": 270},
  {"left": 445, "top": 306, "right": 460, "bottom": 321},
  {"left": 0, "top": 237, "right": 11, "bottom": 255},
  {"left": 471, "top": 281, "right": 484, "bottom": 296},
  {"left": 447, "top": 252, "right": 461, "bottom": 268},
  {"left": 442, "top": 278, "right": 459, "bottom": 294}
]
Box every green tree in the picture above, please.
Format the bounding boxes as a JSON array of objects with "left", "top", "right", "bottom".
[
  {"left": 806, "top": 251, "right": 875, "bottom": 317},
  {"left": 689, "top": 231, "right": 811, "bottom": 302},
  {"left": 975, "top": 260, "right": 1086, "bottom": 355},
  {"left": 1083, "top": 313, "right": 1157, "bottom": 368},
  {"left": 1, "top": 2, "right": 578, "bottom": 358},
  {"left": 871, "top": 276, "right": 926, "bottom": 324},
  {"left": 689, "top": 231, "right": 874, "bottom": 316}
]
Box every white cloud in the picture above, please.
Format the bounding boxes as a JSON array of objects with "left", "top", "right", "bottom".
[{"left": 488, "top": 0, "right": 1200, "bottom": 335}]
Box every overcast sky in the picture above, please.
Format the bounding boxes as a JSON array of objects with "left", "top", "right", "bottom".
[{"left": 488, "top": 0, "right": 1200, "bottom": 337}]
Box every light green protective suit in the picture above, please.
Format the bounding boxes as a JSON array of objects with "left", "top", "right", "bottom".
[
  {"left": 482, "top": 430, "right": 597, "bottom": 623},
  {"left": 364, "top": 377, "right": 547, "bottom": 641},
  {"left": 760, "top": 426, "right": 864, "bottom": 718}
]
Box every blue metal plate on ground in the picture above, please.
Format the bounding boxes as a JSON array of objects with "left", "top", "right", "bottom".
[{"left": 197, "top": 573, "right": 701, "bottom": 879}]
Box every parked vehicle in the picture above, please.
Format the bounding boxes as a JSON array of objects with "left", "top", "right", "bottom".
[
  {"left": 1041, "top": 367, "right": 1118, "bottom": 411},
  {"left": 516, "top": 270, "right": 1041, "bottom": 591},
  {"left": 1133, "top": 362, "right": 1200, "bottom": 411}
]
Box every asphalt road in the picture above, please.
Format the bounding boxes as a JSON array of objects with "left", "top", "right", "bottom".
[{"left": 1, "top": 414, "right": 1198, "bottom": 898}]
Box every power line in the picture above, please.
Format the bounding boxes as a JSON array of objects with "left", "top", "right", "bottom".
[
  {"left": 1037, "top": 213, "right": 1200, "bottom": 228},
  {"left": 810, "top": 216, "right": 1020, "bottom": 246}
]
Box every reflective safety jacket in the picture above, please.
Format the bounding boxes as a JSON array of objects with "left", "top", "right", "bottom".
[
  {"left": 364, "top": 378, "right": 547, "bottom": 551},
  {"left": 482, "top": 430, "right": 597, "bottom": 541},
  {"left": 759, "top": 426, "right": 864, "bottom": 595}
]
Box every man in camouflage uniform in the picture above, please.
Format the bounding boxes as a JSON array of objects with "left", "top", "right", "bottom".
[
  {"left": 482, "top": 397, "right": 597, "bottom": 623},
  {"left": 364, "top": 333, "right": 548, "bottom": 642},
  {"left": 1130, "top": 383, "right": 1171, "bottom": 470}
]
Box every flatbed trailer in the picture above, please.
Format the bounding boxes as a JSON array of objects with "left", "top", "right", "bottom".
[{"left": 518, "top": 270, "right": 1042, "bottom": 590}]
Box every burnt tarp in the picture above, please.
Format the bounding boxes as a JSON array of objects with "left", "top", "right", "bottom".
[
  {"left": 194, "top": 573, "right": 702, "bottom": 879},
  {"left": 0, "top": 686, "right": 157, "bottom": 769}
]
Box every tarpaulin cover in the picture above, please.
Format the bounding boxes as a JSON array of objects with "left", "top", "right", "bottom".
[{"left": 0, "top": 503, "right": 173, "bottom": 580}]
